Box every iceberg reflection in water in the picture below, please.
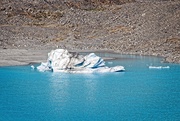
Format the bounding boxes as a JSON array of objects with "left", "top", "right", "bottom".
[{"left": 37, "top": 49, "right": 125, "bottom": 73}]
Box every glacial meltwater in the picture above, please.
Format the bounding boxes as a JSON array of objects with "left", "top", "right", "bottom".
[{"left": 0, "top": 53, "right": 180, "bottom": 121}]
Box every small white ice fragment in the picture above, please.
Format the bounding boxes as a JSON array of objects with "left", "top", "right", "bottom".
[
  {"left": 149, "top": 66, "right": 170, "bottom": 69},
  {"left": 108, "top": 62, "right": 113, "bottom": 64},
  {"left": 31, "top": 65, "right": 35, "bottom": 70}
]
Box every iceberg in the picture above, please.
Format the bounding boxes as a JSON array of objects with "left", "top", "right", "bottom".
[
  {"left": 37, "top": 49, "right": 125, "bottom": 73},
  {"left": 149, "top": 66, "right": 170, "bottom": 69}
]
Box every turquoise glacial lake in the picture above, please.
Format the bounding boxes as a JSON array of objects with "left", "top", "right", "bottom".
[{"left": 0, "top": 53, "right": 180, "bottom": 121}]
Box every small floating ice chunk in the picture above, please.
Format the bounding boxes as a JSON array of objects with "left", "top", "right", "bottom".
[
  {"left": 31, "top": 65, "right": 35, "bottom": 70},
  {"left": 37, "top": 62, "right": 52, "bottom": 72},
  {"left": 149, "top": 66, "right": 170, "bottom": 69},
  {"left": 108, "top": 62, "right": 113, "bottom": 64}
]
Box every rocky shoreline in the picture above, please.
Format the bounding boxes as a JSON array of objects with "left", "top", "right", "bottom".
[
  {"left": 0, "top": 0, "right": 180, "bottom": 65},
  {"left": 0, "top": 48, "right": 174, "bottom": 67}
]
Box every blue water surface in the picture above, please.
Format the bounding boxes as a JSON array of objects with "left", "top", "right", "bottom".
[{"left": 0, "top": 54, "right": 180, "bottom": 121}]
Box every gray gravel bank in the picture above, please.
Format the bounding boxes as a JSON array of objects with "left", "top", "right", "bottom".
[
  {"left": 0, "top": 0, "right": 180, "bottom": 65},
  {"left": 0, "top": 49, "right": 51, "bottom": 66}
]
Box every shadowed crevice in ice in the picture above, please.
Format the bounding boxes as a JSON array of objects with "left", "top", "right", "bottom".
[{"left": 37, "top": 49, "right": 125, "bottom": 73}]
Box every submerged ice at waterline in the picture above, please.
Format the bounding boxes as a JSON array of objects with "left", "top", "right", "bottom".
[{"left": 37, "top": 49, "right": 125, "bottom": 73}]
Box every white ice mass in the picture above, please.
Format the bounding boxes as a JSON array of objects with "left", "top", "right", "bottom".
[
  {"left": 149, "top": 66, "right": 170, "bottom": 69},
  {"left": 37, "top": 49, "right": 125, "bottom": 73}
]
